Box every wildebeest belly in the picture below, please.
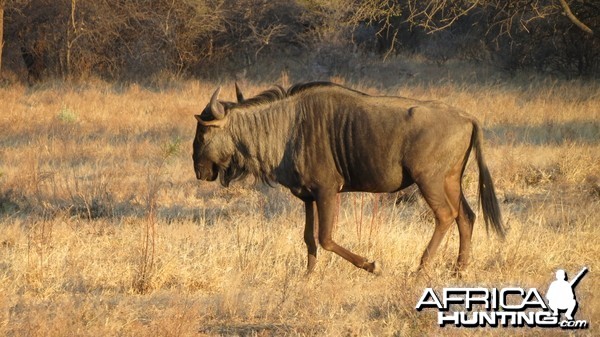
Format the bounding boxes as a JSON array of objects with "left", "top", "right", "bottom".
[{"left": 328, "top": 109, "right": 410, "bottom": 192}]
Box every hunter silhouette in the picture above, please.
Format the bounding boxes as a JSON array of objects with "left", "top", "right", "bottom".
[{"left": 546, "top": 267, "right": 588, "bottom": 320}]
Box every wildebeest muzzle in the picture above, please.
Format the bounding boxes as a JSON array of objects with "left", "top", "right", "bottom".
[{"left": 194, "top": 162, "right": 219, "bottom": 181}]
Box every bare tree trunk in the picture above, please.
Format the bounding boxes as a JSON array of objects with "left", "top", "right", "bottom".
[
  {"left": 65, "top": 0, "right": 77, "bottom": 79},
  {"left": 558, "top": 0, "right": 593, "bottom": 35},
  {"left": 0, "top": 1, "right": 5, "bottom": 78}
]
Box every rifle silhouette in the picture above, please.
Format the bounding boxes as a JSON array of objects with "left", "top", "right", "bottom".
[{"left": 569, "top": 267, "right": 588, "bottom": 288}]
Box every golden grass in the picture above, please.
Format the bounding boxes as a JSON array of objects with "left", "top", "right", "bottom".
[{"left": 0, "top": 77, "right": 599, "bottom": 336}]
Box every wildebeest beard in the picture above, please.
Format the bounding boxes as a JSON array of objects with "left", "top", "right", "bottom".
[
  {"left": 217, "top": 155, "right": 275, "bottom": 187},
  {"left": 218, "top": 157, "right": 248, "bottom": 187},
  {"left": 217, "top": 152, "right": 278, "bottom": 188}
]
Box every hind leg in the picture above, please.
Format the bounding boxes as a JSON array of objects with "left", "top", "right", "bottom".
[
  {"left": 442, "top": 169, "right": 476, "bottom": 271},
  {"left": 418, "top": 180, "right": 457, "bottom": 269}
]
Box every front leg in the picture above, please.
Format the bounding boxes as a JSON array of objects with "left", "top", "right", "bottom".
[
  {"left": 316, "top": 190, "right": 380, "bottom": 274},
  {"left": 303, "top": 200, "right": 318, "bottom": 274}
]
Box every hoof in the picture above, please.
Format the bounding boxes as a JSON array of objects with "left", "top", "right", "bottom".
[{"left": 370, "top": 261, "right": 382, "bottom": 275}]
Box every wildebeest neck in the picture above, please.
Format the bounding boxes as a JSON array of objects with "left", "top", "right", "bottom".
[{"left": 226, "top": 99, "right": 298, "bottom": 186}]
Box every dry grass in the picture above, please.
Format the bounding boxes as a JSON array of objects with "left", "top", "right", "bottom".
[{"left": 0, "top": 76, "right": 599, "bottom": 336}]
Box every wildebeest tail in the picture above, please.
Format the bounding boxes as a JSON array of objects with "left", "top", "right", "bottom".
[{"left": 471, "top": 120, "right": 506, "bottom": 239}]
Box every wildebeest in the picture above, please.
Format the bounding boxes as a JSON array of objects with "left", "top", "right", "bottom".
[{"left": 193, "top": 82, "right": 505, "bottom": 274}]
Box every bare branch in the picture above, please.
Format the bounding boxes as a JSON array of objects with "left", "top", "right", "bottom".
[{"left": 558, "top": 0, "right": 593, "bottom": 35}]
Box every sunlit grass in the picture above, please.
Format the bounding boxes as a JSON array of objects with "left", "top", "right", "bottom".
[{"left": 0, "top": 76, "right": 598, "bottom": 336}]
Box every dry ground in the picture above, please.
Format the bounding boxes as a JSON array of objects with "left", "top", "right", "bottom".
[{"left": 0, "top": 75, "right": 599, "bottom": 336}]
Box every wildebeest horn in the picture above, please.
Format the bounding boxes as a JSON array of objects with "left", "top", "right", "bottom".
[
  {"left": 210, "top": 87, "right": 226, "bottom": 120},
  {"left": 235, "top": 82, "right": 245, "bottom": 102}
]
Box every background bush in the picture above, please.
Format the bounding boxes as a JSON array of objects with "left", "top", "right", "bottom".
[{"left": 1, "top": 0, "right": 598, "bottom": 83}]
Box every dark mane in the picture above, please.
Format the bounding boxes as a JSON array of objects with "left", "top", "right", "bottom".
[
  {"left": 287, "top": 81, "right": 359, "bottom": 96},
  {"left": 230, "top": 82, "right": 368, "bottom": 109},
  {"left": 231, "top": 85, "right": 287, "bottom": 109},
  {"left": 287, "top": 81, "right": 332, "bottom": 95}
]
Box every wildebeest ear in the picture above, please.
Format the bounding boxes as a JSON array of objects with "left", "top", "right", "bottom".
[
  {"left": 196, "top": 114, "right": 228, "bottom": 128},
  {"left": 235, "top": 82, "right": 245, "bottom": 102}
]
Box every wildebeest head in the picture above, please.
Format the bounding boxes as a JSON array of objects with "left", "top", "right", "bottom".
[{"left": 193, "top": 87, "right": 236, "bottom": 183}]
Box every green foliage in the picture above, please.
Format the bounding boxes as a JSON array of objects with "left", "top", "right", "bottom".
[
  {"left": 162, "top": 137, "right": 182, "bottom": 160},
  {"left": 57, "top": 105, "right": 77, "bottom": 123}
]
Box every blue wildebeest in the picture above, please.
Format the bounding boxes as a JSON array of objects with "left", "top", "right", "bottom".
[{"left": 193, "top": 82, "right": 505, "bottom": 274}]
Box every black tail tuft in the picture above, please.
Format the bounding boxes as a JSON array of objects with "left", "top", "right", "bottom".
[{"left": 471, "top": 121, "right": 506, "bottom": 239}]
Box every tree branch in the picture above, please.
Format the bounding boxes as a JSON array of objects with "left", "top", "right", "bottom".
[{"left": 558, "top": 0, "right": 593, "bottom": 35}]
